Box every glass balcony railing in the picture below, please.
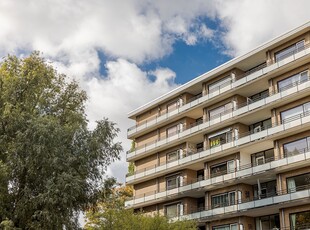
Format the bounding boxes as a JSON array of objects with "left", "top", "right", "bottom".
[
  {"left": 127, "top": 76, "right": 310, "bottom": 159},
  {"left": 128, "top": 43, "right": 310, "bottom": 136},
  {"left": 125, "top": 146, "right": 310, "bottom": 206}
]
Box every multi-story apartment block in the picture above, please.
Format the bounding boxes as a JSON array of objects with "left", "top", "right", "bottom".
[{"left": 125, "top": 22, "right": 310, "bottom": 230}]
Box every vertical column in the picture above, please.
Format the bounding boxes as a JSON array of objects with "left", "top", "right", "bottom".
[
  {"left": 266, "top": 50, "right": 272, "bottom": 66},
  {"left": 268, "top": 78, "right": 274, "bottom": 95},
  {"left": 204, "top": 162, "right": 208, "bottom": 180},
  {"left": 203, "top": 107, "right": 208, "bottom": 122},
  {"left": 205, "top": 191, "right": 209, "bottom": 210},
  {"left": 271, "top": 108, "right": 277, "bottom": 126},
  {"left": 274, "top": 140, "right": 280, "bottom": 160},
  {"left": 204, "top": 134, "right": 209, "bottom": 151}
]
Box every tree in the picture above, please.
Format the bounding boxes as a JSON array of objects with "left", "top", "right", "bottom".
[
  {"left": 0, "top": 52, "right": 122, "bottom": 229},
  {"left": 85, "top": 177, "right": 196, "bottom": 230}
]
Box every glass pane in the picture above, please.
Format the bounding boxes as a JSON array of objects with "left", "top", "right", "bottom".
[
  {"left": 265, "top": 149, "right": 274, "bottom": 161},
  {"left": 296, "top": 40, "right": 305, "bottom": 51},
  {"left": 167, "top": 151, "right": 178, "bottom": 162},
  {"left": 275, "top": 44, "right": 295, "bottom": 62},
  {"left": 166, "top": 176, "right": 178, "bottom": 190},
  {"left": 304, "top": 102, "right": 310, "bottom": 114},
  {"left": 256, "top": 156, "right": 265, "bottom": 165},
  {"left": 209, "top": 105, "right": 226, "bottom": 119},
  {"left": 227, "top": 161, "right": 235, "bottom": 173},
  {"left": 262, "top": 119, "right": 271, "bottom": 129},
  {"left": 290, "top": 211, "right": 310, "bottom": 229},
  {"left": 166, "top": 204, "right": 178, "bottom": 218},
  {"left": 211, "top": 163, "right": 227, "bottom": 177},
  {"left": 296, "top": 211, "right": 310, "bottom": 229},
  {"left": 209, "top": 76, "right": 232, "bottom": 92},
  {"left": 300, "top": 71, "right": 308, "bottom": 83},
  {"left": 167, "top": 125, "right": 178, "bottom": 137},
  {"left": 291, "top": 172, "right": 310, "bottom": 190},
  {"left": 281, "top": 105, "right": 303, "bottom": 123},
  {"left": 167, "top": 101, "right": 177, "bottom": 113},
  {"left": 210, "top": 133, "right": 228, "bottom": 148},
  {"left": 229, "top": 192, "right": 235, "bottom": 205},
  {"left": 284, "top": 138, "right": 308, "bottom": 156},
  {"left": 278, "top": 73, "right": 301, "bottom": 92}
]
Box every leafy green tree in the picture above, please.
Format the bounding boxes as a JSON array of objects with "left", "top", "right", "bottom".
[
  {"left": 0, "top": 52, "right": 122, "bottom": 229},
  {"left": 85, "top": 177, "right": 196, "bottom": 230}
]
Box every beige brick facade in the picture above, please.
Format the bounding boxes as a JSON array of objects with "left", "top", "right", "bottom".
[{"left": 127, "top": 24, "right": 310, "bottom": 229}]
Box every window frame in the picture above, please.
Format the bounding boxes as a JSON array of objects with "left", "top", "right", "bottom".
[
  {"left": 277, "top": 70, "right": 308, "bottom": 92},
  {"left": 165, "top": 202, "right": 183, "bottom": 218},
  {"left": 282, "top": 136, "right": 310, "bottom": 157},
  {"left": 213, "top": 223, "right": 238, "bottom": 230},
  {"left": 211, "top": 191, "right": 236, "bottom": 208},
  {"left": 274, "top": 40, "right": 305, "bottom": 62},
  {"left": 209, "top": 102, "right": 234, "bottom": 119},
  {"left": 208, "top": 75, "right": 232, "bottom": 93},
  {"left": 280, "top": 101, "right": 310, "bottom": 124}
]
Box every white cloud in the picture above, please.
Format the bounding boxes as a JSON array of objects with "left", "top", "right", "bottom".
[
  {"left": 0, "top": 0, "right": 309, "bottom": 185},
  {"left": 84, "top": 59, "right": 178, "bottom": 182},
  {"left": 214, "top": 0, "right": 310, "bottom": 56}
]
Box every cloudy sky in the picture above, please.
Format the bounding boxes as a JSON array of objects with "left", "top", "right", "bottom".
[{"left": 0, "top": 0, "right": 309, "bottom": 183}]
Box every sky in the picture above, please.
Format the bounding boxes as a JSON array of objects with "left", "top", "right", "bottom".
[{"left": 0, "top": 0, "right": 310, "bottom": 184}]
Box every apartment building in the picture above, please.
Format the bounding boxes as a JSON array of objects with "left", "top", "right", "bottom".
[{"left": 125, "top": 22, "right": 310, "bottom": 230}]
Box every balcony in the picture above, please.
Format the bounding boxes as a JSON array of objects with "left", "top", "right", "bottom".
[
  {"left": 127, "top": 99, "right": 310, "bottom": 183},
  {"left": 127, "top": 77, "right": 310, "bottom": 160},
  {"left": 173, "top": 185, "right": 310, "bottom": 222},
  {"left": 127, "top": 43, "right": 310, "bottom": 138},
  {"left": 125, "top": 146, "right": 310, "bottom": 207}
]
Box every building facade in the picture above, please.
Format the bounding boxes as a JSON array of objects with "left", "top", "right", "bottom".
[{"left": 125, "top": 22, "right": 310, "bottom": 230}]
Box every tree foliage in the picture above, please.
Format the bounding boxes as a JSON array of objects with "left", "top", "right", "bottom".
[
  {"left": 85, "top": 177, "right": 196, "bottom": 230},
  {"left": 0, "top": 52, "right": 122, "bottom": 229}
]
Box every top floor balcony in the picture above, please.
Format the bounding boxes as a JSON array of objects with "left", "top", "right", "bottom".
[
  {"left": 127, "top": 73, "right": 310, "bottom": 161},
  {"left": 127, "top": 43, "right": 310, "bottom": 139}
]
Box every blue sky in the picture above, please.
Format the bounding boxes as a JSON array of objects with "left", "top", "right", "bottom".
[
  {"left": 0, "top": 0, "right": 309, "bottom": 183},
  {"left": 142, "top": 39, "right": 230, "bottom": 84}
]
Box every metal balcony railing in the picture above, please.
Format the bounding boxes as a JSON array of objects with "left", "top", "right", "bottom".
[
  {"left": 173, "top": 185, "right": 310, "bottom": 221},
  {"left": 127, "top": 43, "right": 310, "bottom": 135},
  {"left": 127, "top": 76, "right": 310, "bottom": 158},
  {"left": 126, "top": 146, "right": 310, "bottom": 204}
]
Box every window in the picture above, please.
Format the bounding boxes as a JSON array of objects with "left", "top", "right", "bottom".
[
  {"left": 287, "top": 172, "right": 310, "bottom": 193},
  {"left": 277, "top": 70, "right": 308, "bottom": 92},
  {"left": 251, "top": 149, "right": 274, "bottom": 166},
  {"left": 209, "top": 129, "right": 233, "bottom": 148},
  {"left": 196, "top": 142, "right": 204, "bottom": 152},
  {"left": 211, "top": 160, "right": 235, "bottom": 177},
  {"left": 166, "top": 175, "right": 183, "bottom": 190},
  {"left": 165, "top": 203, "right": 183, "bottom": 218},
  {"left": 249, "top": 118, "right": 272, "bottom": 133},
  {"left": 290, "top": 211, "right": 310, "bottom": 230},
  {"left": 197, "top": 170, "right": 204, "bottom": 181},
  {"left": 281, "top": 102, "right": 310, "bottom": 123},
  {"left": 211, "top": 192, "right": 236, "bottom": 208},
  {"left": 196, "top": 117, "right": 203, "bottom": 125},
  {"left": 197, "top": 197, "right": 205, "bottom": 211},
  {"left": 209, "top": 102, "right": 234, "bottom": 119},
  {"left": 208, "top": 75, "right": 232, "bottom": 93},
  {"left": 167, "top": 151, "right": 178, "bottom": 162},
  {"left": 253, "top": 180, "right": 277, "bottom": 199},
  {"left": 213, "top": 223, "right": 238, "bottom": 230},
  {"left": 167, "top": 101, "right": 178, "bottom": 113},
  {"left": 249, "top": 90, "right": 269, "bottom": 103},
  {"left": 166, "top": 124, "right": 183, "bottom": 137},
  {"left": 275, "top": 40, "right": 305, "bottom": 62},
  {"left": 283, "top": 136, "right": 310, "bottom": 157},
  {"left": 255, "top": 214, "right": 280, "bottom": 230}
]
